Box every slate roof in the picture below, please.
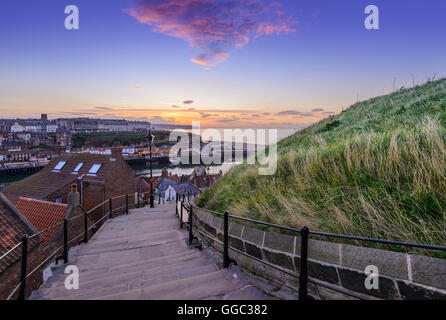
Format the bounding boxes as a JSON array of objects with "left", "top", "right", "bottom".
[
  {"left": 173, "top": 183, "right": 201, "bottom": 196},
  {"left": 15, "top": 198, "right": 68, "bottom": 248},
  {"left": 156, "top": 178, "right": 200, "bottom": 196},
  {"left": 0, "top": 193, "right": 39, "bottom": 274},
  {"left": 3, "top": 152, "right": 129, "bottom": 200}
]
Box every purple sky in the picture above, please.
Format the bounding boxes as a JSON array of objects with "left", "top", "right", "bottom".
[{"left": 1, "top": 0, "right": 445, "bottom": 127}]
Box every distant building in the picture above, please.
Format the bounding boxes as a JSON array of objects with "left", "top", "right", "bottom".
[
  {"left": 10, "top": 122, "right": 24, "bottom": 133},
  {"left": 41, "top": 114, "right": 47, "bottom": 121},
  {"left": 188, "top": 166, "right": 223, "bottom": 190},
  {"left": 56, "top": 128, "right": 72, "bottom": 147},
  {"left": 156, "top": 178, "right": 200, "bottom": 201}
]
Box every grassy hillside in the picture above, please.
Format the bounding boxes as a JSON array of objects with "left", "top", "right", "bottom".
[{"left": 197, "top": 78, "right": 446, "bottom": 249}]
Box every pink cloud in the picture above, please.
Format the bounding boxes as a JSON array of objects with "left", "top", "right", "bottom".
[{"left": 125, "top": 0, "right": 297, "bottom": 66}]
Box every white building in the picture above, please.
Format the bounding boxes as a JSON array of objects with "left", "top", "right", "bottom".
[{"left": 11, "top": 122, "right": 25, "bottom": 133}]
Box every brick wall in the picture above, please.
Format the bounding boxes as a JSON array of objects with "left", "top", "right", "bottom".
[
  {"left": 0, "top": 242, "right": 42, "bottom": 300},
  {"left": 192, "top": 208, "right": 446, "bottom": 300}
]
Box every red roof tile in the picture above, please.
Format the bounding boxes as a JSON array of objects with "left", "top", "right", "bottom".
[
  {"left": 15, "top": 198, "right": 68, "bottom": 248},
  {"left": 0, "top": 194, "right": 39, "bottom": 274}
]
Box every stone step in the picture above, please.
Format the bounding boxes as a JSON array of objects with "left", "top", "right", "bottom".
[
  {"left": 75, "top": 231, "right": 186, "bottom": 256},
  {"left": 93, "top": 270, "right": 243, "bottom": 300},
  {"left": 43, "top": 255, "right": 214, "bottom": 290},
  {"left": 44, "top": 250, "right": 204, "bottom": 286},
  {"left": 38, "top": 264, "right": 219, "bottom": 300},
  {"left": 92, "top": 220, "right": 180, "bottom": 241}
]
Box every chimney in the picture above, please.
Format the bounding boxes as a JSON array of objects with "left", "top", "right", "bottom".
[
  {"left": 55, "top": 142, "right": 65, "bottom": 156},
  {"left": 68, "top": 184, "right": 80, "bottom": 208},
  {"left": 111, "top": 142, "right": 123, "bottom": 159}
]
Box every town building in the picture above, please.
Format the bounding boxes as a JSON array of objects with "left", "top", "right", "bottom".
[
  {"left": 188, "top": 166, "right": 223, "bottom": 190},
  {"left": 3, "top": 145, "right": 137, "bottom": 223},
  {"left": 156, "top": 178, "right": 201, "bottom": 201}
]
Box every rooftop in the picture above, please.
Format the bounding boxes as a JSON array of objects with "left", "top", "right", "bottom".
[{"left": 15, "top": 197, "right": 68, "bottom": 248}]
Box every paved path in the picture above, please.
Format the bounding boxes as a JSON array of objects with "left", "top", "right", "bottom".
[{"left": 30, "top": 202, "right": 269, "bottom": 300}]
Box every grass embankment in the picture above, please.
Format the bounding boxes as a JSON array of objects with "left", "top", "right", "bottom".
[{"left": 197, "top": 79, "right": 446, "bottom": 251}]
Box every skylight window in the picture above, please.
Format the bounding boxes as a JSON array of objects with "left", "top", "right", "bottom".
[
  {"left": 54, "top": 161, "right": 67, "bottom": 171},
  {"left": 73, "top": 162, "right": 84, "bottom": 173},
  {"left": 88, "top": 163, "right": 102, "bottom": 174}
]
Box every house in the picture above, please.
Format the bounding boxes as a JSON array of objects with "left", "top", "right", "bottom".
[
  {"left": 188, "top": 166, "right": 223, "bottom": 190},
  {"left": 156, "top": 178, "right": 200, "bottom": 201},
  {"left": 149, "top": 168, "right": 181, "bottom": 190},
  {"left": 3, "top": 144, "right": 136, "bottom": 223},
  {"left": 13, "top": 186, "right": 93, "bottom": 278},
  {"left": 0, "top": 193, "right": 42, "bottom": 300}
]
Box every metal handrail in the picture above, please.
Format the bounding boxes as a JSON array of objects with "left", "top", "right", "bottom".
[
  {"left": 185, "top": 203, "right": 446, "bottom": 300},
  {"left": 0, "top": 189, "right": 148, "bottom": 300},
  {"left": 192, "top": 205, "right": 446, "bottom": 252}
]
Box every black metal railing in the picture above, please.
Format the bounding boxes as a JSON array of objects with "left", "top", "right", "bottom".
[
  {"left": 176, "top": 198, "right": 446, "bottom": 300},
  {"left": 0, "top": 189, "right": 155, "bottom": 300}
]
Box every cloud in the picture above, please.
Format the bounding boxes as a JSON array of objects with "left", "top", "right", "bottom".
[
  {"left": 200, "top": 113, "right": 220, "bottom": 118},
  {"left": 323, "top": 111, "right": 336, "bottom": 115},
  {"left": 263, "top": 112, "right": 271, "bottom": 116},
  {"left": 187, "top": 107, "right": 196, "bottom": 110},
  {"left": 217, "top": 119, "right": 233, "bottom": 123},
  {"left": 171, "top": 105, "right": 182, "bottom": 108},
  {"left": 133, "top": 86, "right": 144, "bottom": 90},
  {"left": 125, "top": 0, "right": 297, "bottom": 66},
  {"left": 95, "top": 106, "right": 114, "bottom": 110},
  {"left": 183, "top": 100, "right": 194, "bottom": 105},
  {"left": 311, "top": 108, "right": 324, "bottom": 112},
  {"left": 276, "top": 110, "right": 302, "bottom": 116}
]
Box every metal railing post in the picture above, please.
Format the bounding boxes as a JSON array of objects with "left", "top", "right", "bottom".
[
  {"left": 180, "top": 198, "right": 184, "bottom": 228},
  {"left": 83, "top": 210, "right": 88, "bottom": 244},
  {"left": 109, "top": 198, "right": 112, "bottom": 219},
  {"left": 175, "top": 195, "right": 178, "bottom": 217},
  {"left": 137, "top": 193, "right": 140, "bottom": 208},
  {"left": 223, "top": 211, "right": 236, "bottom": 268},
  {"left": 126, "top": 194, "right": 129, "bottom": 214},
  {"left": 18, "top": 234, "right": 28, "bottom": 300},
  {"left": 188, "top": 206, "right": 194, "bottom": 245},
  {"left": 63, "top": 219, "right": 68, "bottom": 264},
  {"left": 299, "top": 226, "right": 309, "bottom": 300}
]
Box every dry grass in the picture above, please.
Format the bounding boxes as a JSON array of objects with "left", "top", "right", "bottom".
[{"left": 197, "top": 78, "right": 446, "bottom": 253}]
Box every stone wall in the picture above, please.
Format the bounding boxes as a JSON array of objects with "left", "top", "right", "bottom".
[{"left": 192, "top": 207, "right": 446, "bottom": 300}]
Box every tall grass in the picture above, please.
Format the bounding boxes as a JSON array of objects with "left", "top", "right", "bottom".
[{"left": 197, "top": 78, "right": 446, "bottom": 249}]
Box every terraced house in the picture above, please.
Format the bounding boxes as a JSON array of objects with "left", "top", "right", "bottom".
[{"left": 3, "top": 145, "right": 137, "bottom": 223}]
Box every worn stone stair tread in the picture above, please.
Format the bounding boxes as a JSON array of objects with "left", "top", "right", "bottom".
[
  {"left": 49, "top": 264, "right": 220, "bottom": 300},
  {"left": 43, "top": 250, "right": 205, "bottom": 287},
  {"left": 42, "top": 255, "right": 215, "bottom": 291},
  {"left": 91, "top": 270, "right": 242, "bottom": 300},
  {"left": 75, "top": 232, "right": 187, "bottom": 255}
]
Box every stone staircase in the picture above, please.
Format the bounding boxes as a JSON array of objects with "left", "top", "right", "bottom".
[{"left": 30, "top": 202, "right": 269, "bottom": 300}]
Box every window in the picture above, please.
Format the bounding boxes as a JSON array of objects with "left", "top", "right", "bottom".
[
  {"left": 73, "top": 162, "right": 84, "bottom": 173},
  {"left": 88, "top": 163, "right": 102, "bottom": 174},
  {"left": 53, "top": 161, "right": 67, "bottom": 171},
  {"left": 56, "top": 198, "right": 62, "bottom": 203}
]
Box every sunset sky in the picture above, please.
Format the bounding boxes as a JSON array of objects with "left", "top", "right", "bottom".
[{"left": 1, "top": 0, "right": 445, "bottom": 127}]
